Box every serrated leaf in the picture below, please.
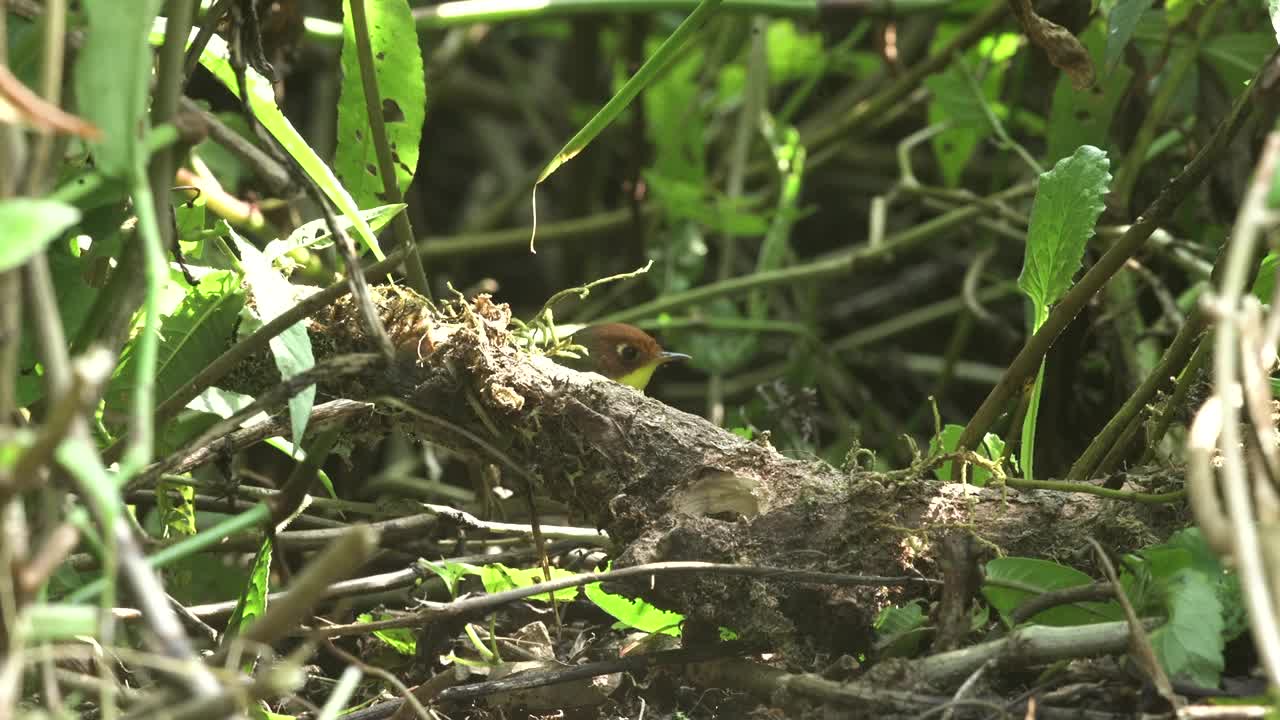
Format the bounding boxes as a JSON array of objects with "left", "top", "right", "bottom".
[
  {"left": 336, "top": 0, "right": 426, "bottom": 211},
  {"left": 1018, "top": 145, "right": 1112, "bottom": 310},
  {"left": 983, "top": 557, "right": 1122, "bottom": 626},
  {"left": 234, "top": 236, "right": 315, "bottom": 448},
  {"left": 76, "top": 0, "right": 165, "bottom": 176},
  {"left": 226, "top": 536, "right": 274, "bottom": 652},
  {"left": 584, "top": 580, "right": 684, "bottom": 636},
  {"left": 0, "top": 199, "right": 81, "bottom": 272}
]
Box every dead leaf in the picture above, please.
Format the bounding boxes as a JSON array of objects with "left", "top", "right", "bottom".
[{"left": 1009, "top": 0, "right": 1095, "bottom": 90}]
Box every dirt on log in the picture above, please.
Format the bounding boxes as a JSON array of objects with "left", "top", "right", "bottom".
[{"left": 302, "top": 288, "right": 1182, "bottom": 655}]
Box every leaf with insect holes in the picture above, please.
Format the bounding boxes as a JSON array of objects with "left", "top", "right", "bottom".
[{"left": 336, "top": 0, "right": 426, "bottom": 210}]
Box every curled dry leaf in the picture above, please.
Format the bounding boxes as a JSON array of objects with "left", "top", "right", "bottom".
[{"left": 1009, "top": 0, "right": 1095, "bottom": 90}]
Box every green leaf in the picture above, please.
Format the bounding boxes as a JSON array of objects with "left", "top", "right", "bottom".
[
  {"left": 18, "top": 604, "right": 99, "bottom": 642},
  {"left": 0, "top": 199, "right": 81, "bottom": 272},
  {"left": 1104, "top": 0, "right": 1156, "bottom": 74},
  {"left": 924, "top": 30, "right": 1013, "bottom": 186},
  {"left": 983, "top": 557, "right": 1122, "bottom": 626},
  {"left": 873, "top": 601, "right": 929, "bottom": 658},
  {"left": 105, "top": 270, "right": 245, "bottom": 430},
  {"left": 262, "top": 203, "right": 406, "bottom": 262},
  {"left": 644, "top": 46, "right": 707, "bottom": 185},
  {"left": 1204, "top": 32, "right": 1276, "bottom": 91},
  {"left": 1017, "top": 145, "right": 1112, "bottom": 310},
  {"left": 1254, "top": 251, "right": 1278, "bottom": 303},
  {"left": 358, "top": 612, "right": 418, "bottom": 655},
  {"left": 479, "top": 563, "right": 578, "bottom": 602},
  {"left": 925, "top": 65, "right": 991, "bottom": 133},
  {"left": 1020, "top": 356, "right": 1047, "bottom": 481},
  {"left": 674, "top": 299, "right": 756, "bottom": 374},
  {"left": 874, "top": 600, "right": 926, "bottom": 635},
  {"left": 1164, "top": 0, "right": 1194, "bottom": 26},
  {"left": 929, "top": 424, "right": 1009, "bottom": 486},
  {"left": 1046, "top": 23, "right": 1133, "bottom": 164},
  {"left": 234, "top": 236, "right": 316, "bottom": 448},
  {"left": 584, "top": 581, "right": 684, "bottom": 636},
  {"left": 336, "top": 0, "right": 426, "bottom": 210},
  {"left": 157, "top": 478, "right": 197, "bottom": 540},
  {"left": 0, "top": 430, "right": 33, "bottom": 472},
  {"left": 225, "top": 536, "right": 274, "bottom": 667},
  {"left": 18, "top": 243, "right": 103, "bottom": 406},
  {"left": 154, "top": 22, "right": 385, "bottom": 259},
  {"left": 644, "top": 173, "right": 769, "bottom": 235},
  {"left": 649, "top": 220, "right": 708, "bottom": 295},
  {"left": 537, "top": 0, "right": 725, "bottom": 184},
  {"left": 75, "top": 0, "right": 165, "bottom": 176},
  {"left": 1134, "top": 529, "right": 1247, "bottom": 642},
  {"left": 766, "top": 21, "right": 825, "bottom": 82},
  {"left": 1149, "top": 569, "right": 1225, "bottom": 687},
  {"left": 422, "top": 560, "right": 478, "bottom": 599}
]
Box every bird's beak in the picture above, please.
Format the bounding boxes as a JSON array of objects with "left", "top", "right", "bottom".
[{"left": 659, "top": 351, "right": 692, "bottom": 364}]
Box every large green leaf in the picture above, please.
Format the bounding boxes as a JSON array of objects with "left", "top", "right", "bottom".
[
  {"left": 336, "top": 0, "right": 426, "bottom": 210},
  {"left": 1149, "top": 569, "right": 1225, "bottom": 687},
  {"left": 234, "top": 237, "right": 316, "bottom": 449},
  {"left": 104, "top": 270, "right": 245, "bottom": 430},
  {"left": 151, "top": 22, "right": 385, "bottom": 259},
  {"left": 76, "top": 0, "right": 165, "bottom": 176},
  {"left": 983, "top": 557, "right": 1122, "bottom": 626},
  {"left": 1204, "top": 32, "right": 1276, "bottom": 91},
  {"left": 1018, "top": 146, "right": 1113, "bottom": 310},
  {"left": 0, "top": 199, "right": 81, "bottom": 272}
]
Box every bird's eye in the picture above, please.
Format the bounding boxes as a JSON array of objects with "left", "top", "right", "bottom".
[{"left": 616, "top": 343, "right": 640, "bottom": 363}]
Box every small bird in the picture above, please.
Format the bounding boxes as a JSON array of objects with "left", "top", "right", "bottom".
[{"left": 557, "top": 323, "right": 690, "bottom": 391}]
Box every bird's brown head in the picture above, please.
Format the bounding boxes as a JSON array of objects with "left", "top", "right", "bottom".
[{"left": 560, "top": 323, "right": 690, "bottom": 390}]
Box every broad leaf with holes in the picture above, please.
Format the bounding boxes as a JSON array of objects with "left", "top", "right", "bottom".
[{"left": 336, "top": 0, "right": 426, "bottom": 210}]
